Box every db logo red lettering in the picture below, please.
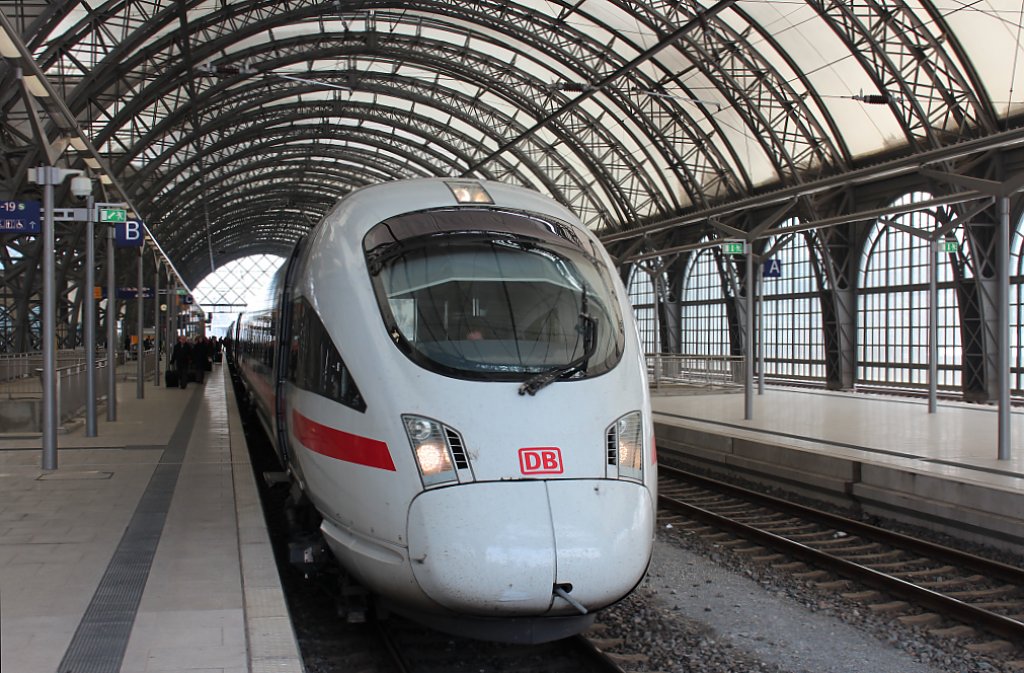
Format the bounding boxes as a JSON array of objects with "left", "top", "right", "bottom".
[{"left": 518, "top": 447, "right": 564, "bottom": 475}]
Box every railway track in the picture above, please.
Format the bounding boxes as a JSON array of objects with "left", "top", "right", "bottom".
[
  {"left": 375, "top": 617, "right": 628, "bottom": 673},
  {"left": 658, "top": 464, "right": 1024, "bottom": 661}
]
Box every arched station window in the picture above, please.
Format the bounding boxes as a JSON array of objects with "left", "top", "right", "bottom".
[
  {"left": 760, "top": 230, "right": 826, "bottom": 381},
  {"left": 627, "top": 265, "right": 659, "bottom": 353},
  {"left": 680, "top": 242, "right": 730, "bottom": 356},
  {"left": 1009, "top": 215, "right": 1024, "bottom": 393},
  {"left": 193, "top": 254, "right": 286, "bottom": 337},
  {"left": 858, "top": 193, "right": 962, "bottom": 389}
]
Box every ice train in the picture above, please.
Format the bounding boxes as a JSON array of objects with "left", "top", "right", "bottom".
[{"left": 234, "top": 178, "right": 656, "bottom": 643}]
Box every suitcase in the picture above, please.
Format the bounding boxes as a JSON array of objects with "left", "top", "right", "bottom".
[{"left": 165, "top": 369, "right": 178, "bottom": 387}]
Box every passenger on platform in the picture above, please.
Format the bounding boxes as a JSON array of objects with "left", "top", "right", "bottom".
[
  {"left": 170, "top": 336, "right": 191, "bottom": 389},
  {"left": 192, "top": 336, "right": 209, "bottom": 383},
  {"left": 211, "top": 336, "right": 223, "bottom": 364}
]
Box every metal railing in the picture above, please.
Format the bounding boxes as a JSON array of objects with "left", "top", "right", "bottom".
[
  {"left": 2, "top": 350, "right": 133, "bottom": 399},
  {"left": 0, "top": 349, "right": 88, "bottom": 384},
  {"left": 54, "top": 360, "right": 111, "bottom": 426},
  {"left": 646, "top": 353, "right": 744, "bottom": 392}
]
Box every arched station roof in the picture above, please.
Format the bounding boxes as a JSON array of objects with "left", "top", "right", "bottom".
[{"left": 2, "top": 1, "right": 1023, "bottom": 286}]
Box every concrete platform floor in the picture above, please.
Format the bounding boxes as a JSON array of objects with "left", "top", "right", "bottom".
[{"left": 0, "top": 366, "right": 303, "bottom": 673}]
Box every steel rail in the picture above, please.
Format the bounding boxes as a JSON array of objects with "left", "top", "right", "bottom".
[{"left": 659, "top": 465, "right": 1024, "bottom": 643}]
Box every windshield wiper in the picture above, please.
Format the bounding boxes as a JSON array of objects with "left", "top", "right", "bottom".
[{"left": 518, "top": 310, "right": 597, "bottom": 397}]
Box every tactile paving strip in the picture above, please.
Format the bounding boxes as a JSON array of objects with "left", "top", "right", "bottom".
[{"left": 55, "top": 387, "right": 205, "bottom": 673}]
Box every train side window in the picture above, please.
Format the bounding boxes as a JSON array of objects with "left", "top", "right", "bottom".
[{"left": 291, "top": 297, "right": 366, "bottom": 412}]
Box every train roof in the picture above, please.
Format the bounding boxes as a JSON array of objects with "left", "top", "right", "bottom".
[{"left": 316, "top": 179, "right": 584, "bottom": 242}]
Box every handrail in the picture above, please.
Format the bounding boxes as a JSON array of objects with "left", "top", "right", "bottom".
[{"left": 646, "top": 353, "right": 744, "bottom": 391}]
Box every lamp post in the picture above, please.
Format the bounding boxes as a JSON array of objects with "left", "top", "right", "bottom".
[{"left": 27, "top": 166, "right": 86, "bottom": 470}]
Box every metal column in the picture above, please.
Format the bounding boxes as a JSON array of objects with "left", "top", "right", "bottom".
[
  {"left": 85, "top": 195, "right": 97, "bottom": 435},
  {"left": 168, "top": 278, "right": 177, "bottom": 354},
  {"left": 998, "top": 196, "right": 1010, "bottom": 460},
  {"left": 136, "top": 249, "right": 144, "bottom": 399},
  {"left": 154, "top": 261, "right": 161, "bottom": 386},
  {"left": 758, "top": 260, "right": 765, "bottom": 395},
  {"left": 928, "top": 240, "right": 938, "bottom": 414},
  {"left": 744, "top": 244, "right": 754, "bottom": 420},
  {"left": 39, "top": 167, "right": 57, "bottom": 470},
  {"left": 106, "top": 225, "right": 116, "bottom": 421}
]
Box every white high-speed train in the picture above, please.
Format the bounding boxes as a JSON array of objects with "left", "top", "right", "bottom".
[{"left": 234, "top": 178, "right": 656, "bottom": 643}]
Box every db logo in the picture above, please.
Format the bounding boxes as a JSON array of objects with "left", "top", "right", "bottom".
[{"left": 518, "top": 447, "right": 564, "bottom": 475}]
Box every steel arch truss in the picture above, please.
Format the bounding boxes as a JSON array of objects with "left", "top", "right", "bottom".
[{"left": 0, "top": 0, "right": 1016, "bottom": 359}]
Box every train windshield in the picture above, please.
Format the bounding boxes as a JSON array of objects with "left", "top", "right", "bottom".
[{"left": 364, "top": 208, "right": 625, "bottom": 382}]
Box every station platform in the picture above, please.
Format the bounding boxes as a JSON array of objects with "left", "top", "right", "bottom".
[
  {"left": 652, "top": 387, "right": 1024, "bottom": 554},
  {"left": 0, "top": 365, "right": 304, "bottom": 673}
]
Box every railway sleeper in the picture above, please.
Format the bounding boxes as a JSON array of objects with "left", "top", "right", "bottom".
[
  {"left": 970, "top": 600, "right": 1024, "bottom": 610},
  {"left": 840, "top": 590, "right": 883, "bottom": 601},
  {"left": 928, "top": 624, "right": 977, "bottom": 638},
  {"left": 964, "top": 640, "right": 1017, "bottom": 655},
  {"left": 897, "top": 612, "right": 942, "bottom": 626},
  {"left": 946, "top": 584, "right": 1018, "bottom": 600},
  {"left": 588, "top": 637, "right": 625, "bottom": 650},
  {"left": 888, "top": 564, "right": 955, "bottom": 578},
  {"left": 915, "top": 574, "right": 986, "bottom": 589},
  {"left": 807, "top": 542, "right": 887, "bottom": 555},
  {"left": 866, "top": 600, "right": 910, "bottom": 614},
  {"left": 841, "top": 549, "right": 905, "bottom": 563},
  {"left": 792, "top": 569, "right": 829, "bottom": 581},
  {"left": 800, "top": 536, "right": 866, "bottom": 548},
  {"left": 815, "top": 579, "right": 851, "bottom": 590},
  {"left": 869, "top": 558, "right": 934, "bottom": 572},
  {"left": 606, "top": 652, "right": 650, "bottom": 667}
]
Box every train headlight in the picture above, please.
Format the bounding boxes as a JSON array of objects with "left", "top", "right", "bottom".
[
  {"left": 606, "top": 411, "right": 643, "bottom": 481},
  {"left": 403, "top": 415, "right": 457, "bottom": 486}
]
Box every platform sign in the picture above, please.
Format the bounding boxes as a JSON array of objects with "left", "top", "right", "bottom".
[
  {"left": 99, "top": 208, "right": 127, "bottom": 223},
  {"left": 1, "top": 200, "right": 41, "bottom": 234},
  {"left": 116, "top": 287, "right": 153, "bottom": 299},
  {"left": 763, "top": 258, "right": 783, "bottom": 278},
  {"left": 115, "top": 219, "right": 144, "bottom": 247},
  {"left": 722, "top": 241, "right": 745, "bottom": 255},
  {"left": 939, "top": 241, "right": 958, "bottom": 253}
]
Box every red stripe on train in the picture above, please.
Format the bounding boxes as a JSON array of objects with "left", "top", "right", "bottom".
[{"left": 291, "top": 409, "right": 397, "bottom": 471}]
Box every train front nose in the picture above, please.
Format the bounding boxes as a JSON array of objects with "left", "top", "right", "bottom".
[{"left": 406, "top": 480, "right": 654, "bottom": 616}]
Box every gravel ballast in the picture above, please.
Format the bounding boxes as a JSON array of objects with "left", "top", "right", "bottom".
[{"left": 594, "top": 531, "right": 1014, "bottom": 673}]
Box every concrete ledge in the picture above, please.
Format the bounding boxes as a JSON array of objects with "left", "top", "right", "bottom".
[
  {"left": 0, "top": 399, "right": 40, "bottom": 433},
  {"left": 854, "top": 466, "right": 1024, "bottom": 550},
  {"left": 657, "top": 424, "right": 856, "bottom": 506},
  {"left": 225, "top": 370, "right": 305, "bottom": 673},
  {"left": 656, "top": 420, "right": 1024, "bottom": 555}
]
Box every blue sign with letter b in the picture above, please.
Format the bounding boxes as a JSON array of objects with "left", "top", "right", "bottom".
[{"left": 116, "top": 219, "right": 144, "bottom": 247}]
